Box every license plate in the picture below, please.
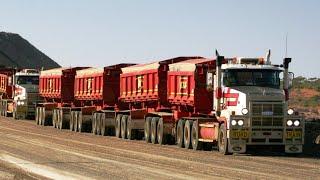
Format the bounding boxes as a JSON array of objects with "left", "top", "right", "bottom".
[
  {"left": 286, "top": 131, "right": 302, "bottom": 139},
  {"left": 231, "top": 130, "right": 249, "bottom": 139}
]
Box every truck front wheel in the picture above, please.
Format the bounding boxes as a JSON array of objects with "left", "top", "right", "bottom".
[{"left": 218, "top": 124, "right": 230, "bottom": 155}]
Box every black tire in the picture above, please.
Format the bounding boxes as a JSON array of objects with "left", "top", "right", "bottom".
[
  {"left": 35, "top": 107, "right": 39, "bottom": 124},
  {"left": 70, "top": 111, "right": 74, "bottom": 131},
  {"left": 101, "top": 113, "right": 106, "bottom": 136},
  {"left": 92, "top": 113, "right": 97, "bottom": 134},
  {"left": 74, "top": 111, "right": 78, "bottom": 132},
  {"left": 58, "top": 109, "right": 63, "bottom": 130},
  {"left": 12, "top": 108, "right": 17, "bottom": 120},
  {"left": 121, "top": 115, "right": 128, "bottom": 139},
  {"left": 96, "top": 113, "right": 101, "bottom": 135},
  {"left": 151, "top": 117, "right": 159, "bottom": 144},
  {"left": 40, "top": 107, "right": 44, "bottom": 126},
  {"left": 42, "top": 108, "right": 46, "bottom": 126},
  {"left": 176, "top": 120, "right": 185, "bottom": 148},
  {"left": 126, "top": 116, "right": 134, "bottom": 140},
  {"left": 191, "top": 121, "right": 202, "bottom": 150},
  {"left": 115, "top": 114, "right": 122, "bottom": 138},
  {"left": 157, "top": 118, "right": 166, "bottom": 145},
  {"left": 52, "top": 109, "right": 56, "bottom": 128},
  {"left": 144, "top": 117, "right": 152, "bottom": 143},
  {"left": 184, "top": 120, "right": 192, "bottom": 149},
  {"left": 218, "top": 124, "right": 229, "bottom": 155},
  {"left": 78, "top": 111, "right": 83, "bottom": 132}
]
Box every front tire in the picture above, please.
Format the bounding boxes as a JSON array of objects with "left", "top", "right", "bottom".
[{"left": 218, "top": 124, "right": 230, "bottom": 155}]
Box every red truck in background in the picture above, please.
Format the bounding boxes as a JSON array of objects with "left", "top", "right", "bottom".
[
  {"left": 36, "top": 53, "right": 304, "bottom": 154},
  {"left": 0, "top": 68, "right": 41, "bottom": 119}
]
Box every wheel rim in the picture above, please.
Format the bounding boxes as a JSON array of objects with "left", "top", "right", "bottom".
[
  {"left": 70, "top": 112, "right": 73, "bottom": 131},
  {"left": 116, "top": 115, "right": 121, "bottom": 138},
  {"left": 157, "top": 120, "right": 163, "bottom": 144},
  {"left": 184, "top": 123, "right": 190, "bottom": 148},
  {"left": 219, "top": 131, "right": 225, "bottom": 151},
  {"left": 121, "top": 116, "right": 126, "bottom": 139},
  {"left": 78, "top": 112, "right": 82, "bottom": 132},
  {"left": 92, "top": 114, "right": 96, "bottom": 134},
  {"left": 74, "top": 113, "right": 78, "bottom": 132},
  {"left": 126, "top": 119, "right": 131, "bottom": 139},
  {"left": 101, "top": 115, "right": 105, "bottom": 136}
]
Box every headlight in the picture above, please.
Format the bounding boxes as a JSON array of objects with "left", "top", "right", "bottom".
[
  {"left": 237, "top": 120, "right": 244, "bottom": 126},
  {"left": 294, "top": 120, "right": 300, "bottom": 127},
  {"left": 287, "top": 120, "right": 293, "bottom": 126},
  {"left": 287, "top": 109, "right": 294, "bottom": 115},
  {"left": 231, "top": 120, "right": 237, "bottom": 126},
  {"left": 17, "top": 101, "right": 21, "bottom": 105},
  {"left": 241, "top": 108, "right": 248, "bottom": 115},
  {"left": 21, "top": 101, "right": 25, "bottom": 105}
]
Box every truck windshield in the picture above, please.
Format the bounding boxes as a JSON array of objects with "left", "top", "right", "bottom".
[
  {"left": 16, "top": 76, "right": 39, "bottom": 85},
  {"left": 223, "top": 69, "right": 280, "bottom": 88}
]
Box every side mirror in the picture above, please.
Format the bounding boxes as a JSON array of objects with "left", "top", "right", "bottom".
[{"left": 288, "top": 72, "right": 294, "bottom": 89}]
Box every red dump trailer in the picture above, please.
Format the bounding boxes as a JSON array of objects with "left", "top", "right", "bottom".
[
  {"left": 36, "top": 67, "right": 88, "bottom": 127},
  {"left": 70, "top": 64, "right": 134, "bottom": 133}
]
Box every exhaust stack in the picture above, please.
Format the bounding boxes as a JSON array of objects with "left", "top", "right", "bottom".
[
  {"left": 283, "top": 58, "right": 291, "bottom": 102},
  {"left": 215, "top": 52, "right": 224, "bottom": 117}
]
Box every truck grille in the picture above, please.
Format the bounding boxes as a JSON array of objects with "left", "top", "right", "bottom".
[{"left": 251, "top": 102, "right": 284, "bottom": 127}]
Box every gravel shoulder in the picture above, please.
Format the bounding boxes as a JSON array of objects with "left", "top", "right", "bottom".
[{"left": 0, "top": 117, "right": 319, "bottom": 179}]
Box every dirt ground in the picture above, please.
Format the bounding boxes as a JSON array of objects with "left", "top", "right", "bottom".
[{"left": 0, "top": 117, "right": 319, "bottom": 180}]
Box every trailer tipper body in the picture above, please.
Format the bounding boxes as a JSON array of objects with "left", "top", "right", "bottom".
[
  {"left": 36, "top": 53, "right": 304, "bottom": 154},
  {"left": 36, "top": 67, "right": 88, "bottom": 127}
]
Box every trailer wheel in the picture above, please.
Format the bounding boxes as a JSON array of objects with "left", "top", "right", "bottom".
[
  {"left": 157, "top": 118, "right": 166, "bottom": 145},
  {"left": 184, "top": 120, "right": 192, "bottom": 149},
  {"left": 74, "top": 111, "right": 78, "bottom": 132},
  {"left": 92, "top": 113, "right": 97, "bottom": 134},
  {"left": 78, "top": 111, "right": 83, "bottom": 132},
  {"left": 52, "top": 109, "right": 56, "bottom": 127},
  {"left": 115, "top": 114, "right": 122, "bottom": 138},
  {"left": 40, "top": 107, "right": 44, "bottom": 125},
  {"left": 121, "top": 115, "right": 128, "bottom": 139},
  {"left": 101, "top": 113, "right": 106, "bottom": 136},
  {"left": 218, "top": 124, "right": 229, "bottom": 155},
  {"left": 58, "top": 109, "right": 63, "bottom": 130},
  {"left": 144, "top": 117, "right": 152, "bottom": 143},
  {"left": 177, "top": 120, "right": 185, "bottom": 148},
  {"left": 42, "top": 108, "right": 46, "bottom": 126},
  {"left": 70, "top": 111, "right": 74, "bottom": 131},
  {"left": 126, "top": 116, "right": 134, "bottom": 140},
  {"left": 191, "top": 121, "right": 202, "bottom": 150},
  {"left": 96, "top": 113, "right": 101, "bottom": 135},
  {"left": 151, "top": 117, "right": 159, "bottom": 144}
]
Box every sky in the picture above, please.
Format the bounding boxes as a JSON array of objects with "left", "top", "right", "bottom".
[{"left": 0, "top": 0, "right": 319, "bottom": 77}]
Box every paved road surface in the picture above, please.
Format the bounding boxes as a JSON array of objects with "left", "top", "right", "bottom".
[{"left": 0, "top": 117, "right": 319, "bottom": 179}]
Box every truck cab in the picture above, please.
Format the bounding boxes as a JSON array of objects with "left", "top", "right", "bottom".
[
  {"left": 215, "top": 55, "right": 304, "bottom": 154},
  {"left": 13, "top": 69, "right": 42, "bottom": 119}
]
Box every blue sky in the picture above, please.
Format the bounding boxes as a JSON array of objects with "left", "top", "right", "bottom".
[{"left": 1, "top": 0, "right": 319, "bottom": 77}]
